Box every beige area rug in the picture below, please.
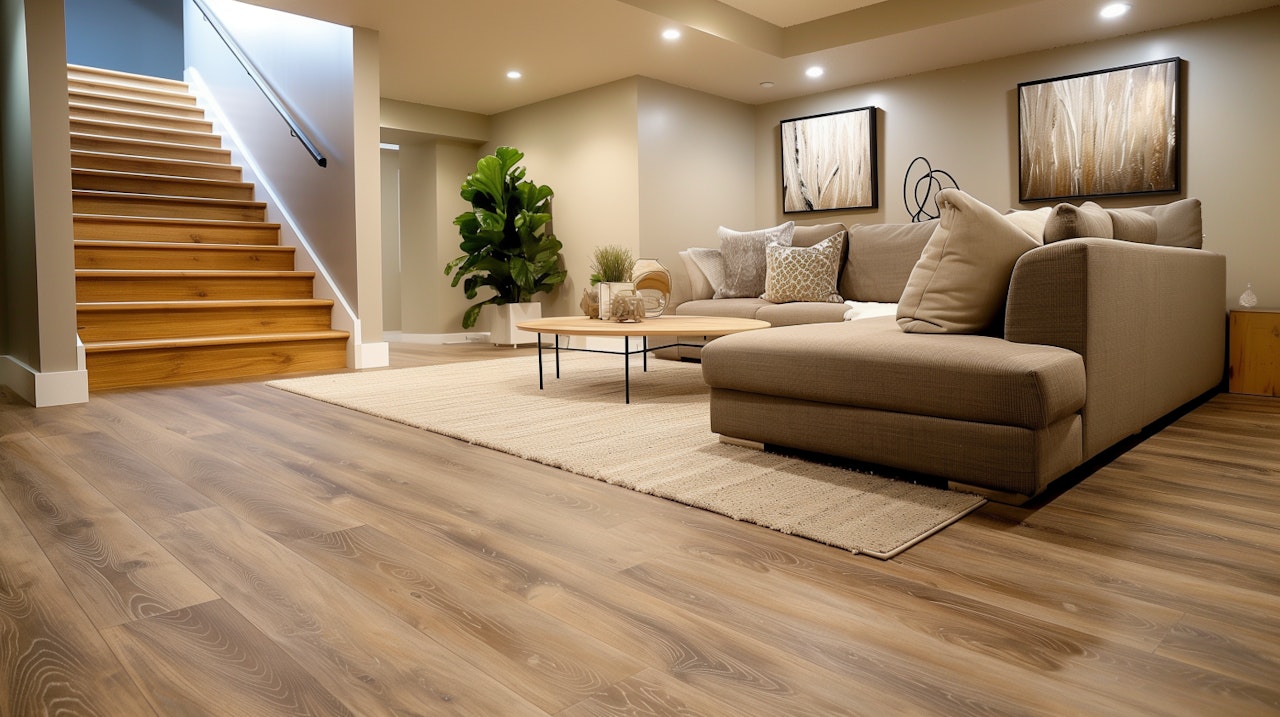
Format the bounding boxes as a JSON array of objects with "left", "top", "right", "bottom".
[{"left": 268, "top": 354, "right": 985, "bottom": 558}]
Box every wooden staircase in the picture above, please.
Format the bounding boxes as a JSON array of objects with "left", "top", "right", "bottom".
[{"left": 69, "top": 64, "right": 349, "bottom": 391}]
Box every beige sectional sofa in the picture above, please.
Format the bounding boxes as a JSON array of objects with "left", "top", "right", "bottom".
[{"left": 676, "top": 191, "right": 1225, "bottom": 501}]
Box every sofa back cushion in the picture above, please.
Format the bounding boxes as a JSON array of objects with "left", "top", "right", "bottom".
[
  {"left": 1134, "top": 197, "right": 1203, "bottom": 248},
  {"left": 897, "top": 188, "right": 1040, "bottom": 334},
  {"left": 839, "top": 220, "right": 936, "bottom": 303}
]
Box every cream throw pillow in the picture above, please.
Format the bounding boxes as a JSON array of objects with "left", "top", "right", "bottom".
[
  {"left": 715, "top": 222, "right": 795, "bottom": 298},
  {"left": 897, "top": 189, "right": 1041, "bottom": 334},
  {"left": 678, "top": 250, "right": 715, "bottom": 300},
  {"left": 686, "top": 247, "right": 726, "bottom": 298},
  {"left": 1043, "top": 201, "right": 1113, "bottom": 243},
  {"left": 761, "top": 232, "right": 846, "bottom": 304}
]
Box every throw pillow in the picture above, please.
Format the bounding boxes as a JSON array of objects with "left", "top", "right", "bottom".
[
  {"left": 687, "top": 247, "right": 727, "bottom": 298},
  {"left": 1105, "top": 208, "right": 1158, "bottom": 244},
  {"left": 897, "top": 188, "right": 1041, "bottom": 334},
  {"left": 761, "top": 233, "right": 846, "bottom": 304},
  {"left": 678, "top": 250, "right": 715, "bottom": 301},
  {"left": 715, "top": 221, "right": 796, "bottom": 299},
  {"left": 1003, "top": 207, "right": 1053, "bottom": 243},
  {"left": 1043, "top": 201, "right": 1113, "bottom": 243},
  {"left": 1133, "top": 197, "right": 1203, "bottom": 248}
]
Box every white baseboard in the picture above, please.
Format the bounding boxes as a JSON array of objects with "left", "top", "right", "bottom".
[
  {"left": 384, "top": 331, "right": 491, "bottom": 345},
  {"left": 352, "top": 341, "right": 390, "bottom": 369},
  {"left": 0, "top": 356, "right": 89, "bottom": 407}
]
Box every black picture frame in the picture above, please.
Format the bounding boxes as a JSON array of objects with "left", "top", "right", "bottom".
[
  {"left": 1018, "top": 57, "right": 1181, "bottom": 202},
  {"left": 780, "top": 106, "right": 878, "bottom": 212}
]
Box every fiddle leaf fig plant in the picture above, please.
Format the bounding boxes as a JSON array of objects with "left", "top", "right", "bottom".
[{"left": 444, "top": 146, "right": 567, "bottom": 329}]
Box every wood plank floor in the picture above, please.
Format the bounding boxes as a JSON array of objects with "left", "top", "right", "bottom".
[{"left": 1, "top": 343, "right": 1277, "bottom": 716}]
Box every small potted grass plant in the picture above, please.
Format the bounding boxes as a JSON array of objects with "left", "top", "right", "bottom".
[{"left": 590, "top": 245, "right": 635, "bottom": 320}]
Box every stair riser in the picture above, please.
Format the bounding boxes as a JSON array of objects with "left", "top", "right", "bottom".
[
  {"left": 74, "top": 217, "right": 279, "bottom": 245},
  {"left": 71, "top": 135, "right": 230, "bottom": 164},
  {"left": 73, "top": 195, "right": 266, "bottom": 223},
  {"left": 71, "top": 152, "right": 241, "bottom": 182},
  {"left": 68, "top": 79, "right": 198, "bottom": 107},
  {"left": 69, "top": 92, "right": 205, "bottom": 119},
  {"left": 86, "top": 338, "right": 348, "bottom": 391},
  {"left": 77, "top": 276, "right": 315, "bottom": 302},
  {"left": 78, "top": 305, "right": 335, "bottom": 342},
  {"left": 75, "top": 245, "right": 296, "bottom": 271},
  {"left": 71, "top": 120, "right": 222, "bottom": 148},
  {"left": 70, "top": 105, "right": 212, "bottom": 133},
  {"left": 73, "top": 172, "right": 254, "bottom": 201}
]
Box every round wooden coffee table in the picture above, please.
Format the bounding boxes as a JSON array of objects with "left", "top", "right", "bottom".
[{"left": 516, "top": 314, "right": 770, "bottom": 403}]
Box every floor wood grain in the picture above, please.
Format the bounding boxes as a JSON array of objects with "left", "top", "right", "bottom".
[{"left": 1, "top": 343, "right": 1278, "bottom": 716}]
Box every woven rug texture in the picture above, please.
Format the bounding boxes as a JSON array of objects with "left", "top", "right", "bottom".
[{"left": 268, "top": 353, "right": 985, "bottom": 558}]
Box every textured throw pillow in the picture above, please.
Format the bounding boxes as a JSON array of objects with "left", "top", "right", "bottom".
[
  {"left": 897, "top": 188, "right": 1041, "bottom": 334},
  {"left": 1043, "top": 201, "right": 1114, "bottom": 243},
  {"left": 1133, "top": 197, "right": 1203, "bottom": 248},
  {"left": 761, "top": 233, "right": 845, "bottom": 304},
  {"left": 715, "top": 222, "right": 795, "bottom": 299},
  {"left": 1003, "top": 207, "right": 1053, "bottom": 243},
  {"left": 1105, "top": 208, "right": 1158, "bottom": 244},
  {"left": 678, "top": 250, "right": 715, "bottom": 301},
  {"left": 686, "top": 247, "right": 727, "bottom": 298}
]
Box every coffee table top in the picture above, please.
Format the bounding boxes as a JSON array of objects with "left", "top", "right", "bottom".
[{"left": 517, "top": 314, "right": 770, "bottom": 338}]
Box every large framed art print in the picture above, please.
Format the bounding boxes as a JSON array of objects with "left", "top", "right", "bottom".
[
  {"left": 781, "top": 106, "right": 878, "bottom": 212},
  {"left": 1018, "top": 57, "right": 1181, "bottom": 202}
]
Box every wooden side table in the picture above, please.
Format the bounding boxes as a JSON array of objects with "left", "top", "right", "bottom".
[{"left": 1228, "top": 308, "right": 1280, "bottom": 396}]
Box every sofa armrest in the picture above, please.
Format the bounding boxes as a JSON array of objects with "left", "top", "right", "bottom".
[{"left": 1005, "top": 238, "right": 1226, "bottom": 458}]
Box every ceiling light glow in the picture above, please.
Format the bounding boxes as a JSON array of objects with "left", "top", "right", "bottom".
[
  {"left": 1100, "top": 2, "right": 1130, "bottom": 18},
  {"left": 805, "top": 66, "right": 824, "bottom": 78},
  {"left": 506, "top": 70, "right": 522, "bottom": 79},
  {"left": 662, "top": 28, "right": 681, "bottom": 41}
]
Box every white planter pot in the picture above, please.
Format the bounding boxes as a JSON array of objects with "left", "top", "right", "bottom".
[
  {"left": 486, "top": 302, "right": 542, "bottom": 345},
  {"left": 596, "top": 281, "right": 634, "bottom": 321}
]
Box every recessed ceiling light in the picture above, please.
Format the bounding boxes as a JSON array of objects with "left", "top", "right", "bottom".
[
  {"left": 805, "top": 66, "right": 824, "bottom": 78},
  {"left": 661, "top": 28, "right": 681, "bottom": 41},
  {"left": 759, "top": 81, "right": 775, "bottom": 88},
  {"left": 1100, "top": 2, "right": 1130, "bottom": 18},
  {"left": 506, "top": 70, "right": 522, "bottom": 79}
]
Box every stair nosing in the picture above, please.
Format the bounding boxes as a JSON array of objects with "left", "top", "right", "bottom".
[
  {"left": 83, "top": 331, "right": 350, "bottom": 353},
  {"left": 73, "top": 214, "right": 280, "bottom": 230},
  {"left": 78, "top": 298, "right": 333, "bottom": 310},
  {"left": 73, "top": 240, "right": 293, "bottom": 252},
  {"left": 72, "top": 190, "right": 266, "bottom": 210},
  {"left": 72, "top": 168, "right": 252, "bottom": 189},
  {"left": 76, "top": 270, "right": 313, "bottom": 279},
  {"left": 70, "top": 132, "right": 229, "bottom": 154},
  {"left": 71, "top": 150, "right": 241, "bottom": 173}
]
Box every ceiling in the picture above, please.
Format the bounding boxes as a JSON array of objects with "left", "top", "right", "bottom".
[{"left": 239, "top": 0, "right": 1278, "bottom": 115}]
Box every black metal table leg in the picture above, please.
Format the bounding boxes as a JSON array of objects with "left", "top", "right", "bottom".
[
  {"left": 536, "top": 332, "right": 544, "bottom": 390},
  {"left": 643, "top": 336, "right": 648, "bottom": 372},
  {"left": 554, "top": 334, "right": 561, "bottom": 378},
  {"left": 624, "top": 336, "right": 631, "bottom": 403}
]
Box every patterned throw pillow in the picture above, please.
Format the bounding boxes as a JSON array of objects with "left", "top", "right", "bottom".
[
  {"left": 761, "top": 233, "right": 846, "bottom": 304},
  {"left": 715, "top": 222, "right": 795, "bottom": 298}
]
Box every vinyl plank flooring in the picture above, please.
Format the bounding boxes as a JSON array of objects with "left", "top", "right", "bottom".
[
  {"left": 0, "top": 485, "right": 159, "bottom": 717},
  {"left": 143, "top": 506, "right": 545, "bottom": 716},
  {"left": 286, "top": 525, "right": 645, "bottom": 713},
  {"left": 0, "top": 433, "right": 218, "bottom": 628},
  {"left": 100, "top": 599, "right": 355, "bottom": 717}
]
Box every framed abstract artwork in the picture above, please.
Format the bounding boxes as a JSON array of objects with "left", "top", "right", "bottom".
[
  {"left": 781, "top": 106, "right": 878, "bottom": 212},
  {"left": 1018, "top": 57, "right": 1181, "bottom": 202}
]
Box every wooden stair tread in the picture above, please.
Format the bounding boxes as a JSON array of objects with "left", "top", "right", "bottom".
[
  {"left": 68, "top": 63, "right": 188, "bottom": 91},
  {"left": 71, "top": 119, "right": 219, "bottom": 145},
  {"left": 83, "top": 331, "right": 350, "bottom": 352},
  {"left": 71, "top": 151, "right": 242, "bottom": 181},
  {"left": 73, "top": 168, "right": 251, "bottom": 190},
  {"left": 68, "top": 90, "right": 204, "bottom": 115},
  {"left": 73, "top": 189, "right": 266, "bottom": 210},
  {"left": 69, "top": 103, "right": 213, "bottom": 132},
  {"left": 73, "top": 214, "right": 280, "bottom": 230},
  {"left": 78, "top": 298, "right": 333, "bottom": 311},
  {"left": 67, "top": 80, "right": 197, "bottom": 107},
  {"left": 70, "top": 132, "right": 229, "bottom": 155},
  {"left": 74, "top": 239, "right": 292, "bottom": 253},
  {"left": 76, "top": 269, "right": 313, "bottom": 279}
]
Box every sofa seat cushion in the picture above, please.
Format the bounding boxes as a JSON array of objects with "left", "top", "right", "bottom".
[
  {"left": 675, "top": 298, "right": 770, "bottom": 320},
  {"left": 755, "top": 301, "right": 849, "bottom": 326},
  {"left": 701, "top": 316, "right": 1085, "bottom": 429}
]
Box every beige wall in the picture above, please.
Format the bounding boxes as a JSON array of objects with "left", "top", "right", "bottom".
[
  {"left": 352, "top": 25, "right": 384, "bottom": 347},
  {"left": 1, "top": 0, "right": 84, "bottom": 405},
  {"left": 380, "top": 147, "right": 401, "bottom": 331},
  {"left": 636, "top": 77, "right": 756, "bottom": 292},
  {"left": 488, "top": 79, "right": 642, "bottom": 320},
  {"left": 753, "top": 7, "right": 1280, "bottom": 308}
]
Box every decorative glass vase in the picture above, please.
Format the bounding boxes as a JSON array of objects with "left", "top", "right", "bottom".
[
  {"left": 1239, "top": 283, "right": 1258, "bottom": 308},
  {"left": 596, "top": 281, "right": 634, "bottom": 321},
  {"left": 632, "top": 258, "right": 671, "bottom": 318}
]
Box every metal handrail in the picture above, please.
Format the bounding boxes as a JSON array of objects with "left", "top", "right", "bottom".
[{"left": 192, "top": 0, "right": 327, "bottom": 168}]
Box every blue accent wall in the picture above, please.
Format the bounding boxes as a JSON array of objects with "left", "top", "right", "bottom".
[{"left": 65, "top": 0, "right": 183, "bottom": 79}]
